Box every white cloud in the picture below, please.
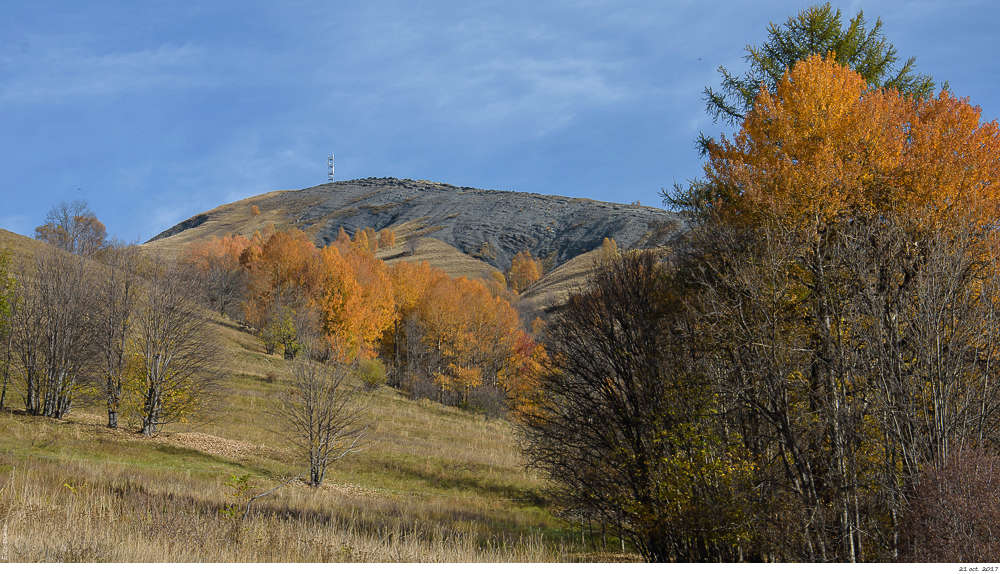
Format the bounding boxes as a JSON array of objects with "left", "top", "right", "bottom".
[{"left": 0, "top": 36, "right": 215, "bottom": 103}]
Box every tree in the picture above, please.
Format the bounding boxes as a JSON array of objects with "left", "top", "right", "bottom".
[
  {"left": 34, "top": 200, "right": 107, "bottom": 257},
  {"left": 93, "top": 244, "right": 141, "bottom": 428},
  {"left": 0, "top": 250, "right": 14, "bottom": 410},
  {"left": 241, "top": 229, "right": 324, "bottom": 353},
  {"left": 135, "top": 263, "right": 217, "bottom": 436},
  {"left": 703, "top": 55, "right": 1000, "bottom": 230},
  {"left": 317, "top": 244, "right": 395, "bottom": 362},
  {"left": 10, "top": 249, "right": 94, "bottom": 418},
  {"left": 183, "top": 234, "right": 251, "bottom": 318},
  {"left": 703, "top": 3, "right": 934, "bottom": 128},
  {"left": 902, "top": 449, "right": 1000, "bottom": 561},
  {"left": 378, "top": 228, "right": 396, "bottom": 249},
  {"left": 521, "top": 251, "right": 751, "bottom": 561},
  {"left": 679, "top": 56, "right": 1000, "bottom": 561},
  {"left": 507, "top": 250, "right": 543, "bottom": 293},
  {"left": 597, "top": 237, "right": 619, "bottom": 265},
  {"left": 274, "top": 358, "right": 368, "bottom": 486}
]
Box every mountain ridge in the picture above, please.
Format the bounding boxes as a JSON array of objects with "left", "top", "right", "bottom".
[{"left": 145, "top": 177, "right": 682, "bottom": 271}]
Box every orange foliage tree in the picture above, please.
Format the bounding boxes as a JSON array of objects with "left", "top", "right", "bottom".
[
  {"left": 384, "top": 261, "right": 540, "bottom": 411},
  {"left": 688, "top": 54, "right": 1000, "bottom": 560},
  {"left": 705, "top": 53, "right": 1000, "bottom": 232},
  {"left": 317, "top": 243, "right": 394, "bottom": 362},
  {"left": 240, "top": 229, "right": 325, "bottom": 355},
  {"left": 187, "top": 226, "right": 541, "bottom": 412},
  {"left": 378, "top": 228, "right": 396, "bottom": 249},
  {"left": 507, "top": 250, "right": 543, "bottom": 293}
]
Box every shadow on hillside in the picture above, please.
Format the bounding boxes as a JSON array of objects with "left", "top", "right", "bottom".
[{"left": 376, "top": 458, "right": 549, "bottom": 508}]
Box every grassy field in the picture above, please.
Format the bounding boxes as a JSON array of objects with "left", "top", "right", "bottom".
[{"left": 0, "top": 238, "right": 632, "bottom": 562}]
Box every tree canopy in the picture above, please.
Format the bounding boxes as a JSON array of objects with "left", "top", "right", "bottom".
[{"left": 703, "top": 3, "right": 934, "bottom": 129}]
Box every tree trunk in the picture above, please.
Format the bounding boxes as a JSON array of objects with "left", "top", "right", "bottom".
[{"left": 0, "top": 331, "right": 11, "bottom": 410}]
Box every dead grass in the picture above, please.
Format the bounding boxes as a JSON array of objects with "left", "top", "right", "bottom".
[
  {"left": 0, "top": 228, "right": 636, "bottom": 562},
  {"left": 519, "top": 248, "right": 602, "bottom": 313},
  {"left": 378, "top": 236, "right": 500, "bottom": 283},
  {"left": 0, "top": 297, "right": 627, "bottom": 562}
]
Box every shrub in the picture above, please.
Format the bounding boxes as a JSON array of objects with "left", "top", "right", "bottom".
[{"left": 355, "top": 357, "right": 387, "bottom": 391}]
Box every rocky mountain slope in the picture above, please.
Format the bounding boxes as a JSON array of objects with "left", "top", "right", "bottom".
[{"left": 146, "top": 177, "right": 682, "bottom": 271}]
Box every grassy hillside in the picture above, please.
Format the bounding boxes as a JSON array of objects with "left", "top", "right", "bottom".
[{"left": 0, "top": 229, "right": 635, "bottom": 562}]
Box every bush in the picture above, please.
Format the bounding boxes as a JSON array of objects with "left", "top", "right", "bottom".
[{"left": 355, "top": 357, "right": 387, "bottom": 391}]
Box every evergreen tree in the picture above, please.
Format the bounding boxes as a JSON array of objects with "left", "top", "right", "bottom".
[{"left": 703, "top": 3, "right": 934, "bottom": 128}]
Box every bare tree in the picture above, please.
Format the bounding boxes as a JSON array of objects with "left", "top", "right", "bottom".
[
  {"left": 0, "top": 250, "right": 14, "bottom": 410},
  {"left": 901, "top": 449, "right": 1000, "bottom": 561},
  {"left": 521, "top": 251, "right": 750, "bottom": 562},
  {"left": 34, "top": 200, "right": 107, "bottom": 257},
  {"left": 93, "top": 244, "right": 141, "bottom": 429},
  {"left": 135, "top": 262, "right": 217, "bottom": 436},
  {"left": 681, "top": 206, "right": 1000, "bottom": 561},
  {"left": 8, "top": 250, "right": 95, "bottom": 418},
  {"left": 274, "top": 357, "right": 368, "bottom": 486}
]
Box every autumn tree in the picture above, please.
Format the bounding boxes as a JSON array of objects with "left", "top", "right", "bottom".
[
  {"left": 317, "top": 243, "right": 394, "bottom": 362},
  {"left": 183, "top": 234, "right": 251, "bottom": 318},
  {"left": 241, "top": 229, "right": 324, "bottom": 355},
  {"left": 274, "top": 357, "right": 368, "bottom": 486},
  {"left": 507, "top": 250, "right": 542, "bottom": 293},
  {"left": 597, "top": 237, "right": 618, "bottom": 264},
  {"left": 680, "top": 55, "right": 1000, "bottom": 560},
  {"left": 378, "top": 228, "right": 396, "bottom": 249},
  {"left": 34, "top": 200, "right": 107, "bottom": 257},
  {"left": 135, "top": 263, "right": 217, "bottom": 435},
  {"left": 381, "top": 261, "right": 536, "bottom": 409},
  {"left": 522, "top": 251, "right": 752, "bottom": 561}
]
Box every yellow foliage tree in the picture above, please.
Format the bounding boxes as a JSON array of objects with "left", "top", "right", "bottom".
[{"left": 507, "top": 250, "right": 543, "bottom": 293}]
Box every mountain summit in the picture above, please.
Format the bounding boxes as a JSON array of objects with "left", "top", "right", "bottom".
[{"left": 146, "top": 177, "right": 681, "bottom": 270}]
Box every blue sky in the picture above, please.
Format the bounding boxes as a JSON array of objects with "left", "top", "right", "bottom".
[{"left": 1, "top": 1, "right": 997, "bottom": 243}]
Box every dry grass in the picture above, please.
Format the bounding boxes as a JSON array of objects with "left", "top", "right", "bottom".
[
  {"left": 378, "top": 236, "right": 500, "bottom": 283},
  {"left": 0, "top": 366, "right": 600, "bottom": 562},
  {"left": 0, "top": 446, "right": 576, "bottom": 562},
  {"left": 519, "top": 249, "right": 602, "bottom": 313},
  {"left": 0, "top": 228, "right": 636, "bottom": 562},
  {"left": 0, "top": 232, "right": 632, "bottom": 560}
]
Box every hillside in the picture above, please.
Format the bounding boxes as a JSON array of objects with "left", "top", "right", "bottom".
[
  {"left": 145, "top": 177, "right": 682, "bottom": 272},
  {"left": 0, "top": 228, "right": 629, "bottom": 561}
]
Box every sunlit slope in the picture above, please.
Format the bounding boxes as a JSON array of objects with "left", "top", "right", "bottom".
[{"left": 0, "top": 227, "right": 632, "bottom": 560}]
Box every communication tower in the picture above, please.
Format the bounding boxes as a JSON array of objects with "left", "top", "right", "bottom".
[{"left": 328, "top": 153, "right": 335, "bottom": 182}]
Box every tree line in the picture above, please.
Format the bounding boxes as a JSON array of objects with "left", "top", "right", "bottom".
[
  {"left": 182, "top": 225, "right": 545, "bottom": 415},
  {"left": 521, "top": 4, "right": 1000, "bottom": 563},
  {"left": 0, "top": 204, "right": 370, "bottom": 487},
  {"left": 0, "top": 202, "right": 216, "bottom": 435}
]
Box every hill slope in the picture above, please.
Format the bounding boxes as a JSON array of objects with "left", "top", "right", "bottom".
[
  {"left": 0, "top": 227, "right": 626, "bottom": 561},
  {"left": 145, "top": 177, "right": 682, "bottom": 271}
]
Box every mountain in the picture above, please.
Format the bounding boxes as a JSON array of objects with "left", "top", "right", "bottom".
[{"left": 147, "top": 177, "right": 680, "bottom": 265}]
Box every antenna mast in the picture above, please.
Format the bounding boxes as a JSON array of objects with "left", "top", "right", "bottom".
[{"left": 328, "top": 153, "right": 335, "bottom": 183}]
